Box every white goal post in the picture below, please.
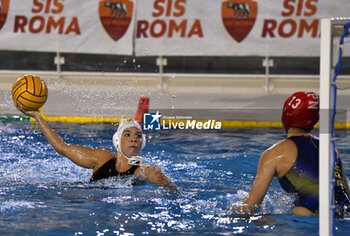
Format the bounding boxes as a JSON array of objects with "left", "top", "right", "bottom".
[{"left": 319, "top": 17, "right": 350, "bottom": 236}]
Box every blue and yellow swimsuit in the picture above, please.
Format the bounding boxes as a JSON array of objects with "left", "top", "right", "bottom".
[
  {"left": 278, "top": 135, "right": 319, "bottom": 212},
  {"left": 278, "top": 135, "right": 350, "bottom": 216}
]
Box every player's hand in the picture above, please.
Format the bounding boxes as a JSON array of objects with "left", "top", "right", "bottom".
[{"left": 15, "top": 104, "right": 39, "bottom": 118}]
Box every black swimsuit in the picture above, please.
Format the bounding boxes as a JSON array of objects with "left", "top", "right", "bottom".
[{"left": 90, "top": 158, "right": 139, "bottom": 182}]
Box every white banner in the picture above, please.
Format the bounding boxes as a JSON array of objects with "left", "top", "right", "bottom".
[
  {"left": 0, "top": 0, "right": 135, "bottom": 55},
  {"left": 135, "top": 0, "right": 350, "bottom": 56},
  {"left": 0, "top": 0, "right": 349, "bottom": 56}
]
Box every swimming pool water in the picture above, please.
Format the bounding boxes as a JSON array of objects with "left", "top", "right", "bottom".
[{"left": 0, "top": 121, "right": 350, "bottom": 235}]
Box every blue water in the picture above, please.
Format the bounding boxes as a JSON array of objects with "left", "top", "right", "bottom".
[{"left": 0, "top": 121, "right": 350, "bottom": 235}]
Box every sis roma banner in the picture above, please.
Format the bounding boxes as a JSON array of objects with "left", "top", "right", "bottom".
[
  {"left": 0, "top": 0, "right": 349, "bottom": 56},
  {"left": 0, "top": 0, "right": 135, "bottom": 55},
  {"left": 135, "top": 0, "right": 350, "bottom": 56}
]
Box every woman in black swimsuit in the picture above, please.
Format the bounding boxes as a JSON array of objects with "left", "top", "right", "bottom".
[{"left": 17, "top": 107, "right": 177, "bottom": 191}]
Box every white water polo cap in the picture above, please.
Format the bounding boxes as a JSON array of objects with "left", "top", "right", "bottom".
[{"left": 112, "top": 119, "right": 146, "bottom": 165}]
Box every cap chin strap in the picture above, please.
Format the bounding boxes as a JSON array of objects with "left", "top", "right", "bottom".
[
  {"left": 126, "top": 155, "right": 144, "bottom": 166},
  {"left": 119, "top": 149, "right": 144, "bottom": 166}
]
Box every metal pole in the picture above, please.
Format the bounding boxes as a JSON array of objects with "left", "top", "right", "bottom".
[
  {"left": 263, "top": 56, "right": 274, "bottom": 93},
  {"left": 54, "top": 51, "right": 65, "bottom": 80},
  {"left": 156, "top": 56, "right": 167, "bottom": 89},
  {"left": 319, "top": 18, "right": 333, "bottom": 236}
]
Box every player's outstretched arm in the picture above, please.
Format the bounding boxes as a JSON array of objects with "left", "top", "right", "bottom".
[{"left": 16, "top": 106, "right": 111, "bottom": 169}]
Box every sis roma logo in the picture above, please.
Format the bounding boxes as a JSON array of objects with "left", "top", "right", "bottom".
[
  {"left": 0, "top": 0, "right": 9, "bottom": 31},
  {"left": 0, "top": 0, "right": 258, "bottom": 44},
  {"left": 0, "top": 0, "right": 132, "bottom": 39},
  {"left": 100, "top": 0, "right": 257, "bottom": 43},
  {"left": 99, "top": 0, "right": 134, "bottom": 41},
  {"left": 221, "top": 0, "right": 258, "bottom": 43}
]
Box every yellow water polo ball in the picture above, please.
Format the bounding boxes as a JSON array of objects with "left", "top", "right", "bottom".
[{"left": 11, "top": 74, "right": 48, "bottom": 111}]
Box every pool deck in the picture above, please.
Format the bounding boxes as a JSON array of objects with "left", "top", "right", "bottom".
[{"left": 1, "top": 71, "right": 350, "bottom": 123}]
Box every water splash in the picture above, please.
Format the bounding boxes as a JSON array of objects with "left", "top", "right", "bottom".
[
  {"left": 0, "top": 124, "right": 349, "bottom": 235},
  {"left": 0, "top": 200, "right": 46, "bottom": 212}
]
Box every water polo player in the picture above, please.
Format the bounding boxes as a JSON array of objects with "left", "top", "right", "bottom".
[
  {"left": 15, "top": 106, "right": 177, "bottom": 191},
  {"left": 235, "top": 91, "right": 350, "bottom": 216}
]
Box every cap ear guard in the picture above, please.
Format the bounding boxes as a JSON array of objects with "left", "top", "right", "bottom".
[
  {"left": 141, "top": 134, "right": 146, "bottom": 150},
  {"left": 113, "top": 131, "right": 119, "bottom": 151}
]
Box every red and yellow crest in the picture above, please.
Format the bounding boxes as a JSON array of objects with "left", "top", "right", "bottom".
[
  {"left": 222, "top": 0, "right": 257, "bottom": 43},
  {"left": 0, "top": 0, "right": 10, "bottom": 31},
  {"left": 99, "top": 0, "right": 134, "bottom": 41}
]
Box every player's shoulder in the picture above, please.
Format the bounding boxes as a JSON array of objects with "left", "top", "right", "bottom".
[
  {"left": 142, "top": 163, "right": 161, "bottom": 172},
  {"left": 264, "top": 138, "right": 296, "bottom": 156},
  {"left": 93, "top": 148, "right": 115, "bottom": 162}
]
